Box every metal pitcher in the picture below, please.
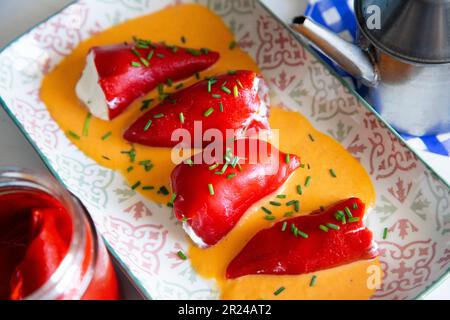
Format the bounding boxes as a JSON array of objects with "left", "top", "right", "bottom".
[{"left": 291, "top": 0, "right": 450, "bottom": 136}]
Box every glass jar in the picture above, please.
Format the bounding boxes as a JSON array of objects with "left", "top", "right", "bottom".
[{"left": 0, "top": 167, "right": 120, "bottom": 300}]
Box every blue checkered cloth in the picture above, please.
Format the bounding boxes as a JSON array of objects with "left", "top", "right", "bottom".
[{"left": 305, "top": 0, "right": 450, "bottom": 156}]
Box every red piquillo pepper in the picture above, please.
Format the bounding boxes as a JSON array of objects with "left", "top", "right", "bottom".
[
  {"left": 226, "top": 198, "right": 378, "bottom": 279},
  {"left": 124, "top": 70, "right": 270, "bottom": 147},
  {"left": 171, "top": 139, "right": 300, "bottom": 247},
  {"left": 76, "top": 39, "right": 219, "bottom": 120}
]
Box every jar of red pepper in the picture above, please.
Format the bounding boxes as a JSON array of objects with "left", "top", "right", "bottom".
[{"left": 0, "top": 167, "right": 120, "bottom": 300}]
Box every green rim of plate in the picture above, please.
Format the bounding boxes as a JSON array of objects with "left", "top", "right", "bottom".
[{"left": 0, "top": 0, "right": 448, "bottom": 300}]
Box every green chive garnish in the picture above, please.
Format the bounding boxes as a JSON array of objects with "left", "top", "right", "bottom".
[
  {"left": 329, "top": 169, "right": 337, "bottom": 178},
  {"left": 219, "top": 102, "right": 224, "bottom": 112},
  {"left": 353, "top": 202, "right": 358, "bottom": 209},
  {"left": 181, "top": 36, "right": 186, "bottom": 43},
  {"left": 127, "top": 166, "right": 134, "bottom": 172},
  {"left": 310, "top": 275, "right": 317, "bottom": 287},
  {"left": 319, "top": 225, "right": 329, "bottom": 232},
  {"left": 221, "top": 86, "right": 231, "bottom": 94},
  {"left": 294, "top": 200, "right": 300, "bottom": 212},
  {"left": 345, "top": 207, "right": 353, "bottom": 218},
  {"left": 153, "top": 113, "right": 164, "bottom": 119},
  {"left": 349, "top": 217, "right": 360, "bottom": 223},
  {"left": 383, "top": 227, "right": 388, "bottom": 239},
  {"left": 185, "top": 159, "right": 194, "bottom": 167},
  {"left": 142, "top": 185, "right": 155, "bottom": 190},
  {"left": 227, "top": 173, "right": 237, "bottom": 179},
  {"left": 269, "top": 201, "right": 281, "bottom": 207},
  {"left": 68, "top": 131, "right": 80, "bottom": 140},
  {"left": 228, "top": 69, "right": 236, "bottom": 74},
  {"left": 236, "top": 79, "right": 244, "bottom": 89},
  {"left": 204, "top": 107, "right": 214, "bottom": 117},
  {"left": 277, "top": 194, "right": 287, "bottom": 199},
  {"left": 158, "top": 186, "right": 170, "bottom": 196},
  {"left": 156, "top": 53, "right": 165, "bottom": 58},
  {"left": 326, "top": 223, "right": 340, "bottom": 230},
  {"left": 308, "top": 133, "right": 315, "bottom": 142},
  {"left": 179, "top": 112, "right": 185, "bottom": 124},
  {"left": 296, "top": 185, "right": 302, "bottom": 195},
  {"left": 229, "top": 40, "right": 237, "bottom": 50},
  {"left": 131, "top": 181, "right": 141, "bottom": 190},
  {"left": 284, "top": 211, "right": 294, "bottom": 217},
  {"left": 261, "top": 207, "right": 272, "bottom": 215},
  {"left": 281, "top": 221, "right": 287, "bottom": 232},
  {"left": 175, "top": 83, "right": 184, "bottom": 90},
  {"left": 140, "top": 57, "right": 149, "bottom": 67},
  {"left": 144, "top": 120, "right": 152, "bottom": 131},
  {"left": 208, "top": 183, "right": 214, "bottom": 195},
  {"left": 297, "top": 230, "right": 308, "bottom": 238},
  {"left": 140, "top": 98, "right": 153, "bottom": 111},
  {"left": 233, "top": 85, "right": 238, "bottom": 97},
  {"left": 101, "top": 131, "right": 112, "bottom": 140},
  {"left": 212, "top": 94, "right": 221, "bottom": 99},
  {"left": 177, "top": 250, "right": 187, "bottom": 260},
  {"left": 169, "top": 193, "right": 177, "bottom": 204},
  {"left": 131, "top": 61, "right": 141, "bottom": 67},
  {"left": 265, "top": 215, "right": 276, "bottom": 221},
  {"left": 82, "top": 113, "right": 92, "bottom": 137},
  {"left": 305, "top": 176, "right": 312, "bottom": 187},
  {"left": 147, "top": 50, "right": 154, "bottom": 60},
  {"left": 286, "top": 200, "right": 296, "bottom": 206},
  {"left": 285, "top": 154, "right": 290, "bottom": 164},
  {"left": 102, "top": 156, "right": 110, "bottom": 160}
]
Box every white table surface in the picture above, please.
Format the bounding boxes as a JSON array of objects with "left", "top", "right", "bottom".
[{"left": 0, "top": 0, "right": 448, "bottom": 300}]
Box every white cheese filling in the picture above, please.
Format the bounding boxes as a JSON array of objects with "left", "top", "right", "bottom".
[{"left": 75, "top": 51, "right": 110, "bottom": 121}]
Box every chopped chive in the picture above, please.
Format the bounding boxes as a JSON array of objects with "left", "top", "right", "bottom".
[
  {"left": 131, "top": 181, "right": 141, "bottom": 190},
  {"left": 166, "top": 78, "right": 173, "bottom": 87},
  {"left": 227, "top": 173, "right": 237, "bottom": 179},
  {"left": 319, "top": 225, "right": 329, "bottom": 232},
  {"left": 169, "top": 193, "right": 177, "bottom": 204},
  {"left": 300, "top": 164, "right": 305, "bottom": 168},
  {"left": 201, "top": 48, "right": 209, "bottom": 54},
  {"left": 102, "top": 155, "right": 110, "bottom": 160},
  {"left": 265, "top": 215, "right": 276, "bottom": 221},
  {"left": 179, "top": 112, "right": 185, "bottom": 124},
  {"left": 204, "top": 107, "right": 214, "bottom": 117},
  {"left": 285, "top": 154, "right": 290, "bottom": 164},
  {"left": 349, "top": 217, "right": 360, "bottom": 223},
  {"left": 142, "top": 185, "right": 155, "bottom": 190},
  {"left": 101, "top": 131, "right": 112, "bottom": 140},
  {"left": 185, "top": 158, "right": 194, "bottom": 167},
  {"left": 158, "top": 186, "right": 170, "bottom": 196},
  {"left": 329, "top": 169, "right": 337, "bottom": 178},
  {"left": 341, "top": 215, "right": 347, "bottom": 225},
  {"left": 281, "top": 221, "right": 287, "bottom": 232},
  {"left": 194, "top": 72, "right": 200, "bottom": 80},
  {"left": 156, "top": 53, "right": 165, "bottom": 58},
  {"left": 68, "top": 130, "right": 80, "bottom": 140},
  {"left": 236, "top": 79, "right": 244, "bottom": 89},
  {"left": 269, "top": 201, "right": 281, "bottom": 207},
  {"left": 208, "top": 183, "right": 214, "bottom": 195},
  {"left": 153, "top": 113, "right": 164, "bottom": 119},
  {"left": 181, "top": 36, "right": 186, "bottom": 43},
  {"left": 219, "top": 102, "right": 224, "bottom": 112},
  {"left": 144, "top": 120, "right": 152, "bottom": 131},
  {"left": 177, "top": 250, "right": 187, "bottom": 260},
  {"left": 221, "top": 86, "right": 231, "bottom": 94},
  {"left": 261, "top": 207, "right": 272, "bottom": 215},
  {"left": 310, "top": 275, "right": 317, "bottom": 287},
  {"left": 175, "top": 83, "right": 184, "bottom": 90},
  {"left": 277, "top": 194, "right": 287, "bottom": 199},
  {"left": 140, "top": 57, "right": 149, "bottom": 67},
  {"left": 132, "top": 47, "right": 141, "bottom": 57},
  {"left": 286, "top": 200, "right": 297, "bottom": 206},
  {"left": 383, "top": 227, "right": 388, "bottom": 239},
  {"left": 294, "top": 200, "right": 300, "bottom": 212},
  {"left": 209, "top": 163, "right": 219, "bottom": 171},
  {"left": 296, "top": 185, "right": 302, "bottom": 195},
  {"left": 126, "top": 166, "right": 134, "bottom": 172},
  {"left": 207, "top": 80, "right": 212, "bottom": 92},
  {"left": 284, "top": 211, "right": 294, "bottom": 217},
  {"left": 326, "top": 223, "right": 340, "bottom": 230},
  {"left": 353, "top": 202, "right": 358, "bottom": 209},
  {"left": 297, "top": 230, "right": 308, "bottom": 238},
  {"left": 212, "top": 94, "right": 221, "bottom": 99},
  {"left": 229, "top": 40, "right": 237, "bottom": 50},
  {"left": 181, "top": 217, "right": 188, "bottom": 222},
  {"left": 345, "top": 207, "right": 353, "bottom": 219},
  {"left": 140, "top": 98, "right": 154, "bottom": 111},
  {"left": 228, "top": 69, "right": 236, "bottom": 75},
  {"left": 305, "top": 176, "right": 312, "bottom": 187},
  {"left": 308, "top": 133, "right": 315, "bottom": 142},
  {"left": 147, "top": 50, "right": 154, "bottom": 60},
  {"left": 233, "top": 85, "right": 238, "bottom": 97},
  {"left": 82, "top": 113, "right": 92, "bottom": 137},
  {"left": 186, "top": 48, "right": 201, "bottom": 56},
  {"left": 172, "top": 46, "right": 179, "bottom": 53},
  {"left": 131, "top": 61, "right": 141, "bottom": 67}
]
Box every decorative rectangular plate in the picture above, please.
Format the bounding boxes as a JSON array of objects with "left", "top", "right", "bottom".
[{"left": 0, "top": 0, "right": 449, "bottom": 300}]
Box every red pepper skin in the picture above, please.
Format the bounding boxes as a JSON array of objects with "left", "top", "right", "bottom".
[
  {"left": 9, "top": 208, "right": 72, "bottom": 299},
  {"left": 226, "top": 198, "right": 378, "bottom": 279},
  {"left": 124, "top": 70, "right": 270, "bottom": 148},
  {"left": 171, "top": 139, "right": 300, "bottom": 247},
  {"left": 90, "top": 43, "right": 219, "bottom": 119}
]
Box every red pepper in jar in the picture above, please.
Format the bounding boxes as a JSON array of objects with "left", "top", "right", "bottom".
[
  {"left": 76, "top": 40, "right": 219, "bottom": 120},
  {"left": 124, "top": 70, "right": 270, "bottom": 148},
  {"left": 226, "top": 198, "right": 378, "bottom": 279},
  {"left": 171, "top": 139, "right": 300, "bottom": 247}
]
